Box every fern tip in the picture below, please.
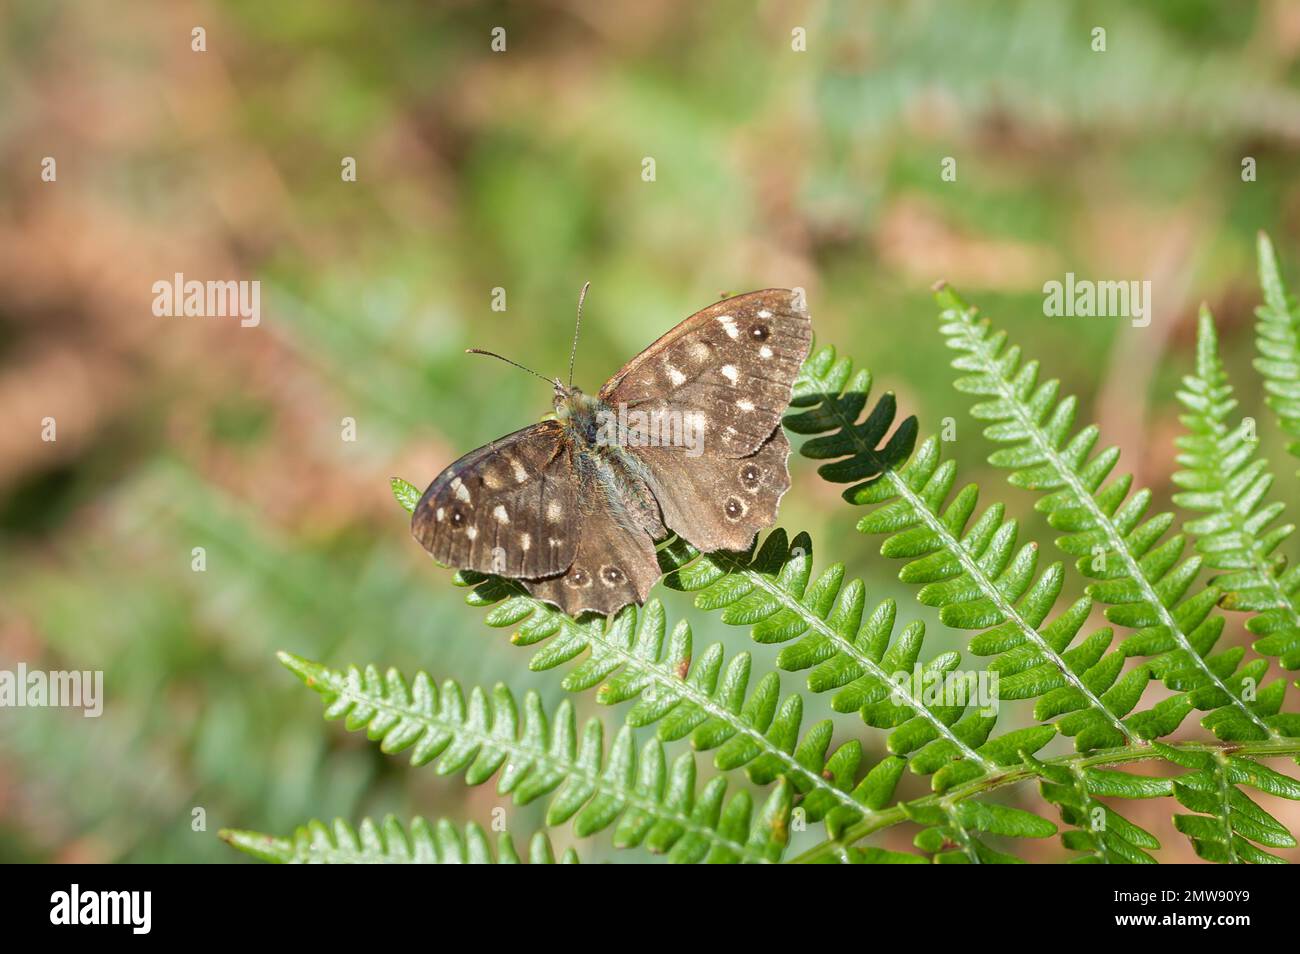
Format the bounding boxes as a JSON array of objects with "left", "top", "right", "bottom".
[{"left": 277, "top": 651, "right": 323, "bottom": 687}]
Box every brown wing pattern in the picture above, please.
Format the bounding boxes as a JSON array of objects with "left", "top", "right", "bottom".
[
  {"left": 410, "top": 421, "right": 577, "bottom": 579},
  {"left": 522, "top": 511, "right": 661, "bottom": 617},
  {"left": 600, "top": 289, "right": 811, "bottom": 458},
  {"left": 636, "top": 425, "right": 793, "bottom": 553}
]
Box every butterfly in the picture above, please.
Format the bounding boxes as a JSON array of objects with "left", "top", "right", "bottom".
[{"left": 411, "top": 286, "right": 812, "bottom": 617}]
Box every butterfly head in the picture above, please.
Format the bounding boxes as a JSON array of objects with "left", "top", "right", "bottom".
[{"left": 553, "top": 382, "right": 597, "bottom": 419}]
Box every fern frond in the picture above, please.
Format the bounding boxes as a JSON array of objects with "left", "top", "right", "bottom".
[
  {"left": 903, "top": 798, "right": 1057, "bottom": 864},
  {"left": 1254, "top": 231, "right": 1300, "bottom": 460},
  {"left": 932, "top": 284, "right": 1293, "bottom": 743},
  {"left": 1174, "top": 307, "right": 1300, "bottom": 670},
  {"left": 1023, "top": 754, "right": 1166, "bottom": 863},
  {"left": 787, "top": 345, "right": 1184, "bottom": 750},
  {"left": 1155, "top": 741, "right": 1300, "bottom": 863},
  {"left": 393, "top": 478, "right": 1059, "bottom": 856},
  {"left": 390, "top": 479, "right": 912, "bottom": 838},
  {"left": 280, "top": 652, "right": 791, "bottom": 863},
  {"left": 221, "top": 815, "right": 579, "bottom": 864},
  {"left": 661, "top": 530, "right": 1059, "bottom": 792}
]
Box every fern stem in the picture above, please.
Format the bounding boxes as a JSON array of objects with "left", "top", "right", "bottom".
[
  {"left": 1066, "top": 763, "right": 1108, "bottom": 864},
  {"left": 1211, "top": 751, "right": 1240, "bottom": 865},
  {"left": 712, "top": 550, "right": 997, "bottom": 771},
  {"left": 940, "top": 802, "right": 981, "bottom": 863},
  {"left": 941, "top": 296, "right": 1275, "bottom": 738},
  {"left": 787, "top": 736, "right": 1300, "bottom": 863}
]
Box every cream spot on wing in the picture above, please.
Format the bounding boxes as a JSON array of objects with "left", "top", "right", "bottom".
[
  {"left": 509, "top": 458, "right": 528, "bottom": 483},
  {"left": 520, "top": 533, "right": 531, "bottom": 551},
  {"left": 689, "top": 341, "right": 710, "bottom": 361},
  {"left": 549, "top": 537, "right": 563, "bottom": 548},
  {"left": 493, "top": 505, "right": 509, "bottom": 524},
  {"left": 737, "top": 399, "right": 754, "bottom": 412},
  {"left": 483, "top": 472, "right": 502, "bottom": 489},
  {"left": 450, "top": 476, "right": 471, "bottom": 502},
  {"left": 665, "top": 363, "right": 686, "bottom": 387},
  {"left": 466, "top": 526, "right": 478, "bottom": 541},
  {"left": 717, "top": 315, "right": 739, "bottom": 339},
  {"left": 757, "top": 309, "right": 773, "bottom": 319},
  {"left": 546, "top": 500, "right": 563, "bottom": 522},
  {"left": 720, "top": 364, "right": 738, "bottom": 384},
  {"left": 759, "top": 345, "right": 773, "bottom": 359}
]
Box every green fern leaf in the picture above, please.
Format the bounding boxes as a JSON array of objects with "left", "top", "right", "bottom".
[
  {"left": 787, "top": 343, "right": 1164, "bottom": 751},
  {"left": 394, "top": 468, "right": 1057, "bottom": 857},
  {"left": 390, "top": 476, "right": 422, "bottom": 513},
  {"left": 1023, "top": 754, "right": 1165, "bottom": 863},
  {"left": 905, "top": 798, "right": 1056, "bottom": 864},
  {"left": 279, "top": 652, "right": 790, "bottom": 863},
  {"left": 220, "top": 815, "right": 578, "bottom": 864},
  {"left": 1155, "top": 742, "right": 1300, "bottom": 863},
  {"left": 391, "top": 482, "right": 925, "bottom": 842},
  {"left": 1255, "top": 231, "right": 1300, "bottom": 460},
  {"left": 932, "top": 284, "right": 1289, "bottom": 744},
  {"left": 1174, "top": 306, "right": 1300, "bottom": 671},
  {"left": 662, "top": 529, "right": 1058, "bottom": 792}
]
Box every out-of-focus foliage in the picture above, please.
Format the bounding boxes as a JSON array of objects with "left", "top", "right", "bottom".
[{"left": 4, "top": 0, "right": 1300, "bottom": 862}]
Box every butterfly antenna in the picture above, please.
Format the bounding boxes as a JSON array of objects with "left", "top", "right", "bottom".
[
  {"left": 465, "top": 348, "right": 556, "bottom": 386},
  {"left": 568, "top": 281, "right": 590, "bottom": 388}
]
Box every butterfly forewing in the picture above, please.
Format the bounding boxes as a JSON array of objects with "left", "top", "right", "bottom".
[
  {"left": 600, "top": 288, "right": 812, "bottom": 458},
  {"left": 411, "top": 421, "right": 578, "bottom": 579}
]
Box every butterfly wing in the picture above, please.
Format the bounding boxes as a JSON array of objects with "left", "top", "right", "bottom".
[
  {"left": 410, "top": 420, "right": 578, "bottom": 579},
  {"left": 636, "top": 424, "right": 792, "bottom": 552},
  {"left": 522, "top": 507, "right": 661, "bottom": 617},
  {"left": 599, "top": 288, "right": 811, "bottom": 458}
]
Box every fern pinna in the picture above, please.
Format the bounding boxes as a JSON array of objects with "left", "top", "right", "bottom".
[{"left": 226, "top": 237, "right": 1300, "bottom": 864}]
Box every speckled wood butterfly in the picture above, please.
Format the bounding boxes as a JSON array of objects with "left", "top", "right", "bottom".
[{"left": 411, "top": 287, "right": 812, "bottom": 617}]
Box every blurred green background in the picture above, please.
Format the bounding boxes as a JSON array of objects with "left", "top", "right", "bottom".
[{"left": 3, "top": 0, "right": 1300, "bottom": 863}]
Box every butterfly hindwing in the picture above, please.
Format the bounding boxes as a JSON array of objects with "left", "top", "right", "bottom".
[
  {"left": 637, "top": 425, "right": 792, "bottom": 552},
  {"left": 522, "top": 505, "right": 661, "bottom": 617},
  {"left": 410, "top": 421, "right": 578, "bottom": 579},
  {"left": 600, "top": 288, "right": 811, "bottom": 458}
]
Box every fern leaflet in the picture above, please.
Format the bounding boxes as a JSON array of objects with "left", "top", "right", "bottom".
[
  {"left": 1174, "top": 306, "right": 1300, "bottom": 670},
  {"left": 1156, "top": 741, "right": 1300, "bottom": 863},
  {"left": 933, "top": 284, "right": 1291, "bottom": 742},
  {"left": 279, "top": 652, "right": 793, "bottom": 862},
  {"left": 221, "top": 815, "right": 579, "bottom": 864},
  {"left": 786, "top": 345, "right": 1189, "bottom": 749},
  {"left": 1255, "top": 231, "right": 1300, "bottom": 460}
]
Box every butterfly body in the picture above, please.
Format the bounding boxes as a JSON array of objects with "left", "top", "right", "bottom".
[
  {"left": 412, "top": 288, "right": 811, "bottom": 617},
  {"left": 555, "top": 386, "right": 668, "bottom": 538}
]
